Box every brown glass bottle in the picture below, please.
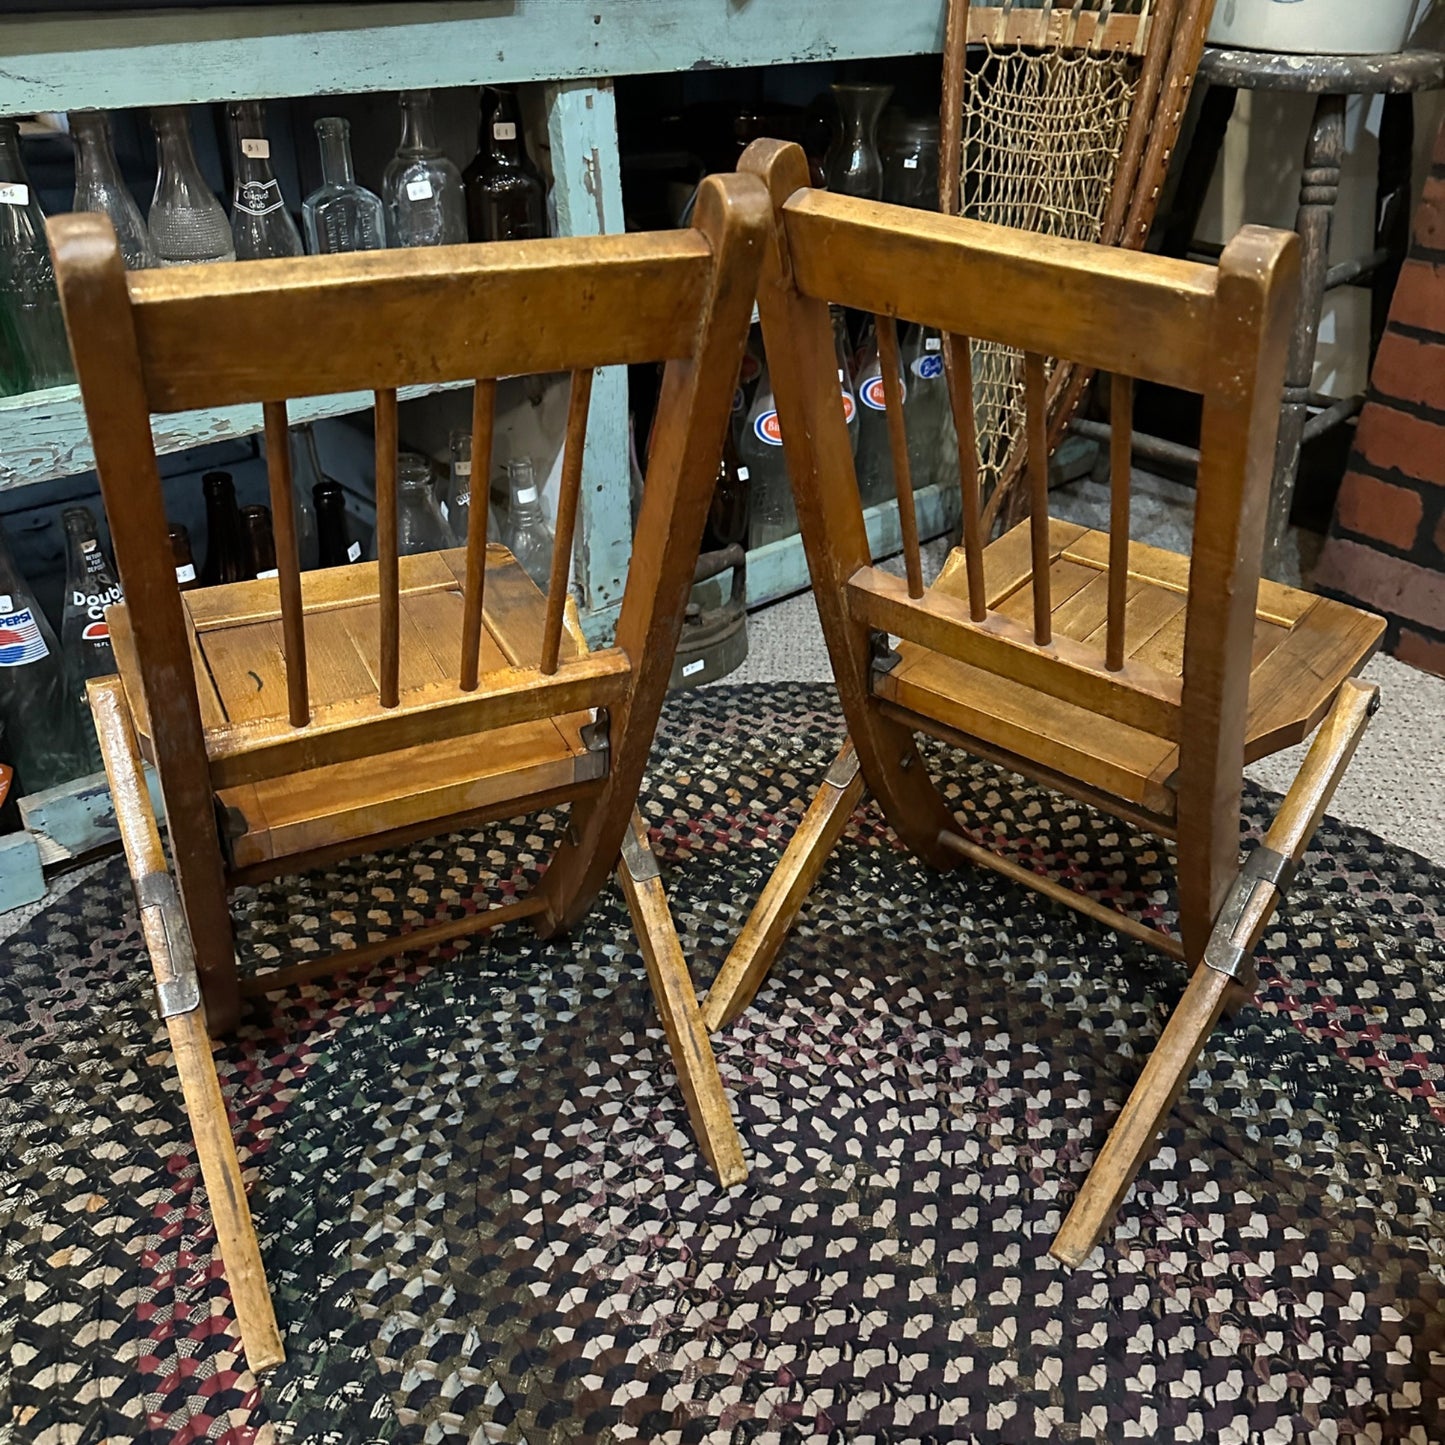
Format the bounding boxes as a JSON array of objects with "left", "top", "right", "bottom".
[
  {"left": 241, "top": 504, "right": 277, "bottom": 579},
  {"left": 463, "top": 88, "right": 546, "bottom": 243},
  {"left": 315, "top": 480, "right": 359, "bottom": 568},
  {"left": 168, "top": 524, "right": 200, "bottom": 591},
  {"left": 200, "top": 470, "right": 248, "bottom": 586},
  {"left": 703, "top": 425, "right": 749, "bottom": 553}
]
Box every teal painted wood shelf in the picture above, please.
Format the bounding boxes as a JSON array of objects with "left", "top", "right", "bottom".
[{"left": 0, "top": 1, "right": 950, "bottom": 911}]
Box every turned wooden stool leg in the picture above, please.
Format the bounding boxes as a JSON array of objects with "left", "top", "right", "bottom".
[{"left": 1264, "top": 90, "right": 1345, "bottom": 577}]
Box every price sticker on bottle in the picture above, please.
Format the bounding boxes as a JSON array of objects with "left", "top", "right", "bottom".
[
  {"left": 347, "top": 541, "right": 362, "bottom": 562},
  {"left": 926, "top": 337, "right": 942, "bottom": 351},
  {"left": 493, "top": 121, "right": 517, "bottom": 141},
  {"left": 241, "top": 138, "right": 270, "bottom": 159},
  {"left": 682, "top": 659, "right": 705, "bottom": 678},
  {"left": 455, "top": 460, "right": 472, "bottom": 476},
  {"left": 516, "top": 486, "right": 538, "bottom": 504},
  {"left": 736, "top": 467, "right": 750, "bottom": 481},
  {"left": 0, "top": 183, "right": 28, "bottom": 207},
  {"left": 903, "top": 157, "right": 919, "bottom": 170},
  {"left": 256, "top": 567, "right": 279, "bottom": 580},
  {"left": 174, "top": 564, "right": 196, "bottom": 584},
  {"left": 406, "top": 178, "right": 434, "bottom": 201},
  {"left": 0, "top": 594, "right": 10, "bottom": 611}
]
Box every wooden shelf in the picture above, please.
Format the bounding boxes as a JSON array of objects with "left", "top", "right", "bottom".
[{"left": 0, "top": 379, "right": 470, "bottom": 492}]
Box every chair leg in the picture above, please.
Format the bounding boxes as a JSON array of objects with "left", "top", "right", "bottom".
[
  {"left": 89, "top": 680, "right": 285, "bottom": 1374},
  {"left": 1051, "top": 677, "right": 1380, "bottom": 1266},
  {"left": 616, "top": 809, "right": 748, "bottom": 1188},
  {"left": 703, "top": 741, "right": 866, "bottom": 1033}
]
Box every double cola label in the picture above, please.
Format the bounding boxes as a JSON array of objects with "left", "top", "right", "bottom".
[{"left": 66, "top": 546, "right": 122, "bottom": 648}]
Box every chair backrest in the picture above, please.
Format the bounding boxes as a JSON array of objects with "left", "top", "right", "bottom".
[
  {"left": 50, "top": 175, "right": 766, "bottom": 797},
  {"left": 740, "top": 139, "right": 1298, "bottom": 916}
]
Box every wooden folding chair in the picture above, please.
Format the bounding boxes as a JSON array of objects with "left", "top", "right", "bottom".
[
  {"left": 49, "top": 171, "right": 766, "bottom": 1372},
  {"left": 707, "top": 140, "right": 1385, "bottom": 1266}
]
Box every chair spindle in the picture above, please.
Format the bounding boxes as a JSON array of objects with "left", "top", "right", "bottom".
[
  {"left": 876, "top": 316, "right": 924, "bottom": 600},
  {"left": 1024, "top": 350, "right": 1052, "bottom": 645},
  {"left": 1106, "top": 371, "right": 1134, "bottom": 672},
  {"left": 943, "top": 332, "right": 987, "bottom": 621},
  {"left": 373, "top": 388, "right": 400, "bottom": 709},
  {"left": 459, "top": 378, "right": 498, "bottom": 692},
  {"left": 261, "top": 400, "right": 309, "bottom": 728},
  {"left": 539, "top": 367, "right": 594, "bottom": 676}
]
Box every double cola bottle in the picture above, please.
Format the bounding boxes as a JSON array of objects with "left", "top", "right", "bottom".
[{"left": 60, "top": 507, "right": 122, "bottom": 772}]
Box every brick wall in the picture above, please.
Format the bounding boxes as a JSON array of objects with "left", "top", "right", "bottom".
[{"left": 1315, "top": 116, "right": 1445, "bottom": 679}]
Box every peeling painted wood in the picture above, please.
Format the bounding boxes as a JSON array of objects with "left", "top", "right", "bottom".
[
  {"left": 0, "top": 831, "right": 45, "bottom": 913},
  {"left": 0, "top": 2, "right": 948, "bottom": 114},
  {"left": 0, "top": 379, "right": 468, "bottom": 492},
  {"left": 17, "top": 764, "right": 165, "bottom": 865}
]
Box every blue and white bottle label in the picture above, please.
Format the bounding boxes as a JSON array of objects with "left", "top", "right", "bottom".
[
  {"left": 911, "top": 353, "right": 945, "bottom": 381},
  {"left": 0, "top": 607, "right": 50, "bottom": 667},
  {"left": 860, "top": 374, "right": 904, "bottom": 410},
  {"left": 753, "top": 408, "right": 784, "bottom": 446}
]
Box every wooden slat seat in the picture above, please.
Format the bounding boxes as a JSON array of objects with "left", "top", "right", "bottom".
[
  {"left": 875, "top": 521, "right": 1386, "bottom": 821},
  {"left": 107, "top": 545, "right": 603, "bottom": 875}
]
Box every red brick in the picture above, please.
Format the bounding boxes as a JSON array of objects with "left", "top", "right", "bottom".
[
  {"left": 1371, "top": 332, "right": 1445, "bottom": 413},
  {"left": 1394, "top": 627, "right": 1445, "bottom": 679},
  {"left": 1352, "top": 404, "right": 1445, "bottom": 484},
  {"left": 1334, "top": 472, "right": 1424, "bottom": 549},
  {"left": 1314, "top": 537, "right": 1445, "bottom": 631},
  {"left": 1387, "top": 259, "right": 1445, "bottom": 336}
]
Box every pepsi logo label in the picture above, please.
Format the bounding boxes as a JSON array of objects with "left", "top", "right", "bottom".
[
  {"left": 81, "top": 620, "right": 110, "bottom": 642},
  {"left": 0, "top": 608, "right": 49, "bottom": 667},
  {"left": 753, "top": 409, "right": 783, "bottom": 445},
  {"left": 911, "top": 353, "right": 945, "bottom": 380}
]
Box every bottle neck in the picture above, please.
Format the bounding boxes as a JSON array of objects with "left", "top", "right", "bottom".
[
  {"left": 229, "top": 102, "right": 279, "bottom": 184},
  {"left": 316, "top": 122, "right": 356, "bottom": 185},
  {"left": 485, "top": 95, "right": 524, "bottom": 167},
  {"left": 70, "top": 114, "right": 120, "bottom": 187},
  {"left": 153, "top": 109, "right": 208, "bottom": 186},
  {"left": 398, "top": 92, "right": 441, "bottom": 157}
]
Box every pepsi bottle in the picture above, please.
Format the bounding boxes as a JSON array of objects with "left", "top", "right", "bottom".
[{"left": 0, "top": 521, "right": 87, "bottom": 791}]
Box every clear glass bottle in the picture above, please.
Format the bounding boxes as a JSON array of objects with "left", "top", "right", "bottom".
[
  {"left": 503, "top": 457, "right": 553, "bottom": 587},
  {"left": 285, "top": 423, "right": 326, "bottom": 569},
  {"left": 0, "top": 293, "right": 27, "bottom": 397},
  {"left": 444, "top": 428, "right": 492, "bottom": 544},
  {"left": 0, "top": 520, "right": 87, "bottom": 791},
  {"left": 383, "top": 91, "right": 467, "bottom": 248},
  {"left": 832, "top": 305, "right": 860, "bottom": 459},
  {"left": 60, "top": 506, "right": 122, "bottom": 773},
  {"left": 302, "top": 117, "right": 386, "bottom": 256},
  {"left": 902, "top": 322, "right": 957, "bottom": 495},
  {"left": 824, "top": 83, "right": 893, "bottom": 201},
  {"left": 739, "top": 356, "right": 794, "bottom": 551},
  {"left": 148, "top": 107, "right": 235, "bottom": 265},
  {"left": 463, "top": 87, "right": 546, "bottom": 243},
  {"left": 0, "top": 119, "right": 74, "bottom": 389},
  {"left": 375, "top": 453, "right": 452, "bottom": 557},
  {"left": 853, "top": 320, "right": 904, "bottom": 509},
  {"left": 227, "top": 100, "right": 303, "bottom": 262},
  {"left": 68, "top": 109, "right": 156, "bottom": 269},
  {"left": 882, "top": 116, "right": 940, "bottom": 211}
]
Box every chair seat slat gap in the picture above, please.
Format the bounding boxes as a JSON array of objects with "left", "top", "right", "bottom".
[
  {"left": 460, "top": 378, "right": 498, "bottom": 692},
  {"left": 374, "top": 388, "right": 400, "bottom": 709},
  {"left": 540, "top": 368, "right": 593, "bottom": 676},
  {"left": 1024, "top": 350, "right": 1052, "bottom": 644},
  {"left": 261, "top": 400, "right": 309, "bottom": 727},
  {"left": 876, "top": 315, "right": 924, "bottom": 599},
  {"left": 1107, "top": 371, "right": 1133, "bottom": 671}
]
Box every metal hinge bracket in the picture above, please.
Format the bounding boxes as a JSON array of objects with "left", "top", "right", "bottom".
[{"left": 1203, "top": 845, "right": 1297, "bottom": 982}]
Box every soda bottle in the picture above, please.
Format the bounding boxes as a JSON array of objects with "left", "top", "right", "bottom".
[
  {"left": 69, "top": 109, "right": 156, "bottom": 270},
  {"left": 831, "top": 305, "right": 860, "bottom": 459},
  {"left": 374, "top": 453, "right": 452, "bottom": 558},
  {"left": 901, "top": 323, "right": 957, "bottom": 494},
  {"left": 226, "top": 101, "right": 303, "bottom": 261},
  {"left": 169, "top": 522, "right": 200, "bottom": 591},
  {"left": 0, "top": 521, "right": 87, "bottom": 791},
  {"left": 315, "top": 480, "right": 360, "bottom": 568},
  {"left": 502, "top": 457, "right": 553, "bottom": 588},
  {"left": 148, "top": 107, "right": 235, "bottom": 266},
  {"left": 200, "top": 470, "right": 248, "bottom": 585},
  {"left": 739, "top": 356, "right": 794, "bottom": 551},
  {"left": 60, "top": 506, "right": 122, "bottom": 771},
  {"left": 241, "top": 504, "right": 278, "bottom": 578},
  {"left": 444, "top": 428, "right": 494, "bottom": 544},
  {"left": 853, "top": 321, "right": 901, "bottom": 508}
]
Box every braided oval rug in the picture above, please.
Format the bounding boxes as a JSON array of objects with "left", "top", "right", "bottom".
[{"left": 3, "top": 681, "right": 1443, "bottom": 1445}]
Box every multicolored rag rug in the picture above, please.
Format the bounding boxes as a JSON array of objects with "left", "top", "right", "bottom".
[{"left": 2, "top": 681, "right": 1444, "bottom": 1444}]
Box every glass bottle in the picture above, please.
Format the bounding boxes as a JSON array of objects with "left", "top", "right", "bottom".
[
  {"left": 902, "top": 323, "right": 957, "bottom": 495},
  {"left": 703, "top": 426, "right": 749, "bottom": 553},
  {"left": 824, "top": 83, "right": 893, "bottom": 201},
  {"left": 315, "top": 480, "right": 360, "bottom": 567},
  {"left": 739, "top": 356, "right": 794, "bottom": 551},
  {"left": 302, "top": 117, "right": 386, "bottom": 256},
  {"left": 883, "top": 116, "right": 940, "bottom": 211},
  {"left": 0, "top": 520, "right": 87, "bottom": 792},
  {"left": 375, "top": 453, "right": 452, "bottom": 558},
  {"left": 0, "top": 119, "right": 74, "bottom": 389},
  {"left": 832, "top": 305, "right": 860, "bottom": 459},
  {"left": 0, "top": 295, "right": 27, "bottom": 397},
  {"left": 169, "top": 523, "right": 200, "bottom": 591},
  {"left": 383, "top": 91, "right": 467, "bottom": 248},
  {"left": 853, "top": 320, "right": 904, "bottom": 509},
  {"left": 503, "top": 457, "right": 553, "bottom": 588},
  {"left": 463, "top": 87, "right": 546, "bottom": 243},
  {"left": 227, "top": 101, "right": 303, "bottom": 262},
  {"left": 68, "top": 109, "right": 156, "bottom": 269},
  {"left": 283, "top": 423, "right": 324, "bottom": 569},
  {"left": 242, "top": 504, "right": 277, "bottom": 579},
  {"left": 60, "top": 506, "right": 122, "bottom": 772},
  {"left": 200, "top": 470, "right": 248, "bottom": 585},
  {"left": 148, "top": 107, "right": 235, "bottom": 265},
  {"left": 444, "top": 428, "right": 490, "bottom": 544}
]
